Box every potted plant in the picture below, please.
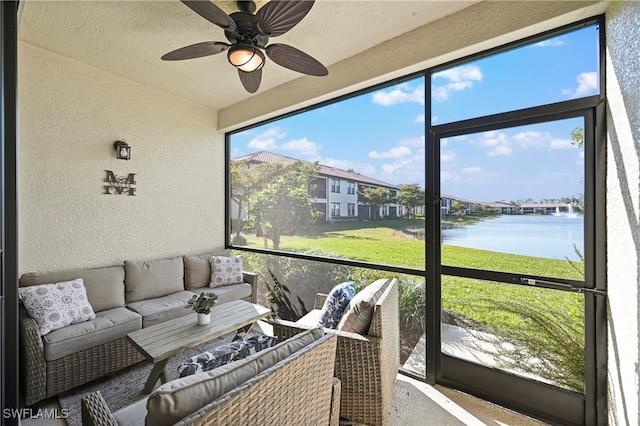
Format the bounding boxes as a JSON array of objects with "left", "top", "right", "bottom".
[{"left": 186, "top": 292, "right": 218, "bottom": 325}]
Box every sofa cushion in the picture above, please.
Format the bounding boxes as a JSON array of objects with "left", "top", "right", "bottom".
[
  {"left": 338, "top": 279, "right": 390, "bottom": 334},
  {"left": 19, "top": 279, "right": 96, "bottom": 336},
  {"left": 43, "top": 307, "right": 141, "bottom": 361},
  {"left": 113, "top": 396, "right": 148, "bottom": 426},
  {"left": 318, "top": 281, "right": 356, "bottom": 329},
  {"left": 124, "top": 257, "right": 184, "bottom": 303},
  {"left": 20, "top": 265, "right": 125, "bottom": 312},
  {"left": 145, "top": 327, "right": 323, "bottom": 425},
  {"left": 189, "top": 283, "right": 251, "bottom": 304},
  {"left": 126, "top": 290, "right": 196, "bottom": 328},
  {"left": 178, "top": 334, "right": 278, "bottom": 377},
  {"left": 210, "top": 255, "right": 244, "bottom": 287},
  {"left": 183, "top": 250, "right": 231, "bottom": 289}
]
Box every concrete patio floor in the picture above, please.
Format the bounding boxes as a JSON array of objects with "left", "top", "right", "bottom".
[
  {"left": 20, "top": 323, "right": 550, "bottom": 425},
  {"left": 20, "top": 373, "right": 547, "bottom": 426}
]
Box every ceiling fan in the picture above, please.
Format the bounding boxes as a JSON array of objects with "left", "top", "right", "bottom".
[{"left": 162, "top": 0, "right": 328, "bottom": 93}]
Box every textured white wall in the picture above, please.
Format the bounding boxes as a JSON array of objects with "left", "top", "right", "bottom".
[
  {"left": 18, "top": 43, "right": 226, "bottom": 274},
  {"left": 605, "top": 2, "right": 640, "bottom": 424}
]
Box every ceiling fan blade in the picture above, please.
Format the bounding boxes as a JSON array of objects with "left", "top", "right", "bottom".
[
  {"left": 266, "top": 43, "right": 328, "bottom": 76},
  {"left": 256, "top": 0, "right": 314, "bottom": 37},
  {"left": 238, "top": 68, "right": 262, "bottom": 93},
  {"left": 161, "top": 41, "right": 229, "bottom": 61},
  {"left": 180, "top": 0, "right": 237, "bottom": 31}
]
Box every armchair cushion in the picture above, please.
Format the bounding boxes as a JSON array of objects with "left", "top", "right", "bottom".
[
  {"left": 338, "top": 279, "right": 389, "bottom": 334},
  {"left": 318, "top": 281, "right": 356, "bottom": 328},
  {"left": 177, "top": 334, "right": 278, "bottom": 377}
]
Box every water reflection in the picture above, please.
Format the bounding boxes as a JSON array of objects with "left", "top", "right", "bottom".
[{"left": 441, "top": 214, "right": 583, "bottom": 260}]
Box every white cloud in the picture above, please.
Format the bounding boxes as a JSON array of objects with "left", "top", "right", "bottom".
[
  {"left": 280, "top": 137, "right": 322, "bottom": 156},
  {"left": 414, "top": 114, "right": 425, "bottom": 123},
  {"left": 369, "top": 146, "right": 412, "bottom": 159},
  {"left": 573, "top": 72, "right": 598, "bottom": 97},
  {"left": 322, "top": 158, "right": 376, "bottom": 177},
  {"left": 440, "top": 150, "right": 456, "bottom": 163},
  {"left": 549, "top": 138, "right": 574, "bottom": 150},
  {"left": 432, "top": 65, "right": 483, "bottom": 101},
  {"left": 381, "top": 159, "right": 412, "bottom": 174},
  {"left": 399, "top": 135, "right": 425, "bottom": 147},
  {"left": 534, "top": 38, "right": 565, "bottom": 47},
  {"left": 481, "top": 131, "right": 512, "bottom": 156},
  {"left": 247, "top": 127, "right": 285, "bottom": 150},
  {"left": 440, "top": 170, "right": 459, "bottom": 184},
  {"left": 514, "top": 131, "right": 548, "bottom": 148},
  {"left": 487, "top": 145, "right": 513, "bottom": 157},
  {"left": 372, "top": 83, "right": 424, "bottom": 106},
  {"left": 463, "top": 166, "right": 483, "bottom": 174},
  {"left": 247, "top": 128, "right": 322, "bottom": 158}
]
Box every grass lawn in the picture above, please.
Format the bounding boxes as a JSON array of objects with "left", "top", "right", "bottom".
[{"left": 241, "top": 217, "right": 584, "bottom": 331}]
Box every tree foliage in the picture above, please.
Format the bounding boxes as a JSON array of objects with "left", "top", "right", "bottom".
[
  {"left": 398, "top": 184, "right": 425, "bottom": 218},
  {"left": 229, "top": 160, "right": 280, "bottom": 242},
  {"left": 361, "top": 187, "right": 392, "bottom": 221},
  {"left": 245, "top": 161, "right": 320, "bottom": 250}
]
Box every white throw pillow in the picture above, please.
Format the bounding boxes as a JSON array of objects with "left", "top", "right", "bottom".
[
  {"left": 19, "top": 278, "right": 96, "bottom": 336},
  {"left": 210, "top": 255, "right": 244, "bottom": 287}
]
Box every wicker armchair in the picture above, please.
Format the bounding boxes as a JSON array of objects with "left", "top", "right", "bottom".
[
  {"left": 82, "top": 332, "right": 341, "bottom": 426},
  {"left": 270, "top": 278, "right": 399, "bottom": 426}
]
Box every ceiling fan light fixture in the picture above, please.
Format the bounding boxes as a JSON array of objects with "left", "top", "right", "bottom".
[{"left": 227, "top": 44, "right": 265, "bottom": 73}]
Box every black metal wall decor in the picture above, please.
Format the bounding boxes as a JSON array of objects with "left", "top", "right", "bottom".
[{"left": 104, "top": 170, "right": 136, "bottom": 195}]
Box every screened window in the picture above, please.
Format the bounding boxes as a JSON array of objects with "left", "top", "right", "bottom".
[
  {"left": 432, "top": 24, "right": 599, "bottom": 125},
  {"left": 228, "top": 75, "right": 426, "bottom": 270}
]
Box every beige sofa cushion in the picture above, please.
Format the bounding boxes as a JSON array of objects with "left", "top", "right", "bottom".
[
  {"left": 189, "top": 283, "right": 251, "bottom": 304},
  {"left": 43, "top": 307, "right": 141, "bottom": 361},
  {"left": 20, "top": 265, "right": 125, "bottom": 312},
  {"left": 183, "top": 250, "right": 230, "bottom": 289},
  {"left": 124, "top": 257, "right": 184, "bottom": 303},
  {"left": 337, "top": 279, "right": 389, "bottom": 334},
  {"left": 145, "top": 327, "right": 324, "bottom": 425},
  {"left": 126, "top": 290, "right": 196, "bottom": 328}
]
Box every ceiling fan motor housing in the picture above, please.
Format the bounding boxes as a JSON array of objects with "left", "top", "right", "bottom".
[{"left": 225, "top": 11, "right": 269, "bottom": 47}]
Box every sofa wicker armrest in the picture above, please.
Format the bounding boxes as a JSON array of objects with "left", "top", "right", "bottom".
[
  {"left": 243, "top": 271, "right": 258, "bottom": 304},
  {"left": 19, "top": 304, "right": 47, "bottom": 406},
  {"left": 81, "top": 390, "right": 118, "bottom": 426}
]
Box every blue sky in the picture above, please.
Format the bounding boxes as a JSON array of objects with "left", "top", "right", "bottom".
[{"left": 231, "top": 24, "right": 599, "bottom": 203}]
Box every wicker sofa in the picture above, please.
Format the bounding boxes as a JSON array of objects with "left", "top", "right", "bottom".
[
  {"left": 18, "top": 251, "right": 258, "bottom": 406},
  {"left": 81, "top": 329, "right": 340, "bottom": 426},
  {"left": 270, "top": 278, "right": 399, "bottom": 426}
]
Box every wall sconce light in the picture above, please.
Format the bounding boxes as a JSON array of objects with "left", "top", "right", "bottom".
[{"left": 114, "top": 140, "right": 131, "bottom": 160}]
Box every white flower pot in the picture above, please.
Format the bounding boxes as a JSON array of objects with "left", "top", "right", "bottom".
[{"left": 197, "top": 313, "right": 210, "bottom": 325}]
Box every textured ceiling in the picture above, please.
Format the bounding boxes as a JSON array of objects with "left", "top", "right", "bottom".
[{"left": 18, "top": 0, "right": 479, "bottom": 110}]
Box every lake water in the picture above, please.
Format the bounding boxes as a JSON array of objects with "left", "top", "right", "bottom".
[{"left": 442, "top": 214, "right": 584, "bottom": 261}]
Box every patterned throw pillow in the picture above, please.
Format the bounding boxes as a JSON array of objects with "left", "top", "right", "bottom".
[
  {"left": 177, "top": 334, "right": 278, "bottom": 377},
  {"left": 18, "top": 278, "right": 96, "bottom": 336},
  {"left": 318, "top": 281, "right": 357, "bottom": 329},
  {"left": 210, "top": 255, "right": 244, "bottom": 287}
]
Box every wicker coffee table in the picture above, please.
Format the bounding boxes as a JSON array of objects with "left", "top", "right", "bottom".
[{"left": 127, "top": 299, "right": 271, "bottom": 392}]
